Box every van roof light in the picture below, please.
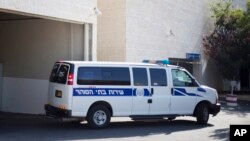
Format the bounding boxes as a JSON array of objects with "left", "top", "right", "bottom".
[{"left": 143, "top": 60, "right": 170, "bottom": 65}]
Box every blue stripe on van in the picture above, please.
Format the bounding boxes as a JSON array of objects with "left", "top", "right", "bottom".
[
  {"left": 197, "top": 87, "right": 206, "bottom": 92},
  {"left": 73, "top": 88, "right": 133, "bottom": 96},
  {"left": 173, "top": 88, "right": 202, "bottom": 97},
  {"left": 73, "top": 88, "right": 151, "bottom": 97}
]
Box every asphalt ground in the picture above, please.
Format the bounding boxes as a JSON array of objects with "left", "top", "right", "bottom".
[{"left": 0, "top": 97, "right": 250, "bottom": 141}]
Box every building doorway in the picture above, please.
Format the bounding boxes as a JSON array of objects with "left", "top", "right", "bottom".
[
  {"left": 240, "top": 69, "right": 250, "bottom": 91},
  {"left": 0, "top": 64, "right": 3, "bottom": 110},
  {"left": 169, "top": 58, "right": 193, "bottom": 74}
]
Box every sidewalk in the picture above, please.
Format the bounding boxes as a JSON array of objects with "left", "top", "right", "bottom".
[{"left": 219, "top": 94, "right": 250, "bottom": 102}]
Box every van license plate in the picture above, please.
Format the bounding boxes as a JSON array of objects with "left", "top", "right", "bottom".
[{"left": 55, "top": 90, "right": 62, "bottom": 98}]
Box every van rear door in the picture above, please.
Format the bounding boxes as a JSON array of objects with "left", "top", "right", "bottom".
[{"left": 48, "top": 62, "right": 74, "bottom": 110}]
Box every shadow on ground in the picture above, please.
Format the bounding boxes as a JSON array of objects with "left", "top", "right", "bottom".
[
  {"left": 0, "top": 113, "right": 213, "bottom": 141},
  {"left": 209, "top": 128, "right": 229, "bottom": 141},
  {"left": 208, "top": 99, "right": 250, "bottom": 141},
  {"left": 219, "top": 99, "right": 250, "bottom": 117}
]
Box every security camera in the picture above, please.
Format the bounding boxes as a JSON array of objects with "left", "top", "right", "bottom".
[{"left": 93, "top": 7, "right": 102, "bottom": 16}]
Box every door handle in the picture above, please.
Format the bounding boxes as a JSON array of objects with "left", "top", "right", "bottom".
[
  {"left": 171, "top": 88, "right": 173, "bottom": 95},
  {"left": 148, "top": 99, "right": 152, "bottom": 104},
  {"left": 151, "top": 88, "right": 154, "bottom": 95}
]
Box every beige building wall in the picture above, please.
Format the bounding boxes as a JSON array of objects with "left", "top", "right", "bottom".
[{"left": 97, "top": 0, "right": 126, "bottom": 61}]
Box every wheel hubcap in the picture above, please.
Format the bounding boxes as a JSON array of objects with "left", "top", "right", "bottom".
[{"left": 93, "top": 110, "right": 107, "bottom": 126}]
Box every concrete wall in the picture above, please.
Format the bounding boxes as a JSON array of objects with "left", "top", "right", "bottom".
[
  {"left": 0, "top": 19, "right": 84, "bottom": 113},
  {"left": 0, "top": 19, "right": 84, "bottom": 79},
  {"left": 97, "top": 0, "right": 126, "bottom": 61},
  {"left": 2, "top": 78, "right": 49, "bottom": 113},
  {"left": 0, "top": 0, "right": 97, "bottom": 113},
  {"left": 97, "top": 0, "right": 222, "bottom": 89},
  {"left": 124, "top": 0, "right": 223, "bottom": 89},
  {"left": 198, "top": 58, "right": 222, "bottom": 89},
  {"left": 125, "top": 0, "right": 211, "bottom": 61},
  {"left": 0, "top": 0, "right": 97, "bottom": 24}
]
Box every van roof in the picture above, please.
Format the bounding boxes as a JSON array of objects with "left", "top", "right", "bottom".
[{"left": 58, "top": 61, "right": 181, "bottom": 68}]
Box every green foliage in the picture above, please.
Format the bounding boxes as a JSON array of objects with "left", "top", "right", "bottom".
[{"left": 203, "top": 0, "right": 250, "bottom": 81}]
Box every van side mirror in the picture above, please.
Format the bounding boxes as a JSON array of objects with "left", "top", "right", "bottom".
[{"left": 191, "top": 79, "right": 199, "bottom": 87}]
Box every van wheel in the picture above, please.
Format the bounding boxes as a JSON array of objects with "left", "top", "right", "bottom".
[
  {"left": 196, "top": 103, "right": 209, "bottom": 124},
  {"left": 87, "top": 105, "right": 111, "bottom": 129}
]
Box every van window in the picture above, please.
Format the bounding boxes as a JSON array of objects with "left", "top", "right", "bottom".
[
  {"left": 133, "top": 68, "right": 148, "bottom": 86},
  {"left": 150, "top": 69, "right": 167, "bottom": 86},
  {"left": 49, "top": 64, "right": 69, "bottom": 84},
  {"left": 50, "top": 64, "right": 60, "bottom": 82},
  {"left": 171, "top": 69, "right": 198, "bottom": 87},
  {"left": 77, "top": 67, "right": 130, "bottom": 85}
]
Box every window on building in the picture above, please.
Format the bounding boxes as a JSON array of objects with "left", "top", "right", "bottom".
[
  {"left": 77, "top": 67, "right": 130, "bottom": 85},
  {"left": 133, "top": 68, "right": 148, "bottom": 86},
  {"left": 150, "top": 68, "right": 167, "bottom": 86}
]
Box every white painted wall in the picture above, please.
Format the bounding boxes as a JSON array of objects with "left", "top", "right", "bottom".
[
  {"left": 2, "top": 77, "right": 48, "bottom": 114},
  {"left": 0, "top": 0, "right": 97, "bottom": 24},
  {"left": 125, "top": 0, "right": 211, "bottom": 61},
  {"left": 124, "top": 0, "right": 223, "bottom": 89}
]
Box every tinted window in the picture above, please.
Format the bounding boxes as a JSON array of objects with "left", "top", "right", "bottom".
[
  {"left": 57, "top": 65, "right": 69, "bottom": 84},
  {"left": 171, "top": 69, "right": 198, "bottom": 87},
  {"left": 77, "top": 67, "right": 130, "bottom": 85},
  {"left": 133, "top": 68, "right": 148, "bottom": 86},
  {"left": 150, "top": 69, "right": 167, "bottom": 86},
  {"left": 50, "top": 64, "right": 60, "bottom": 82},
  {"left": 50, "top": 64, "right": 69, "bottom": 84}
]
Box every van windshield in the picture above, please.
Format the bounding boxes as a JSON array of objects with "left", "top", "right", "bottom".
[{"left": 50, "top": 64, "right": 69, "bottom": 84}]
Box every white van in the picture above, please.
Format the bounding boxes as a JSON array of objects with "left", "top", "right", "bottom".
[{"left": 45, "top": 61, "right": 220, "bottom": 128}]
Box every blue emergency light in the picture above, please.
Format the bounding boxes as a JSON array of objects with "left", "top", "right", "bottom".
[{"left": 143, "top": 59, "right": 170, "bottom": 65}]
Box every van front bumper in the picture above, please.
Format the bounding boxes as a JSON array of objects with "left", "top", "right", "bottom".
[
  {"left": 44, "top": 104, "right": 71, "bottom": 118},
  {"left": 210, "top": 103, "right": 221, "bottom": 116}
]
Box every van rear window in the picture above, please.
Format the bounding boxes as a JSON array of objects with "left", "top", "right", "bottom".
[
  {"left": 77, "top": 67, "right": 130, "bottom": 85},
  {"left": 50, "top": 64, "right": 69, "bottom": 84}
]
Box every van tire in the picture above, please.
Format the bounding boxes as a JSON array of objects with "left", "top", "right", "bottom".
[
  {"left": 196, "top": 103, "right": 209, "bottom": 124},
  {"left": 87, "top": 105, "right": 111, "bottom": 129}
]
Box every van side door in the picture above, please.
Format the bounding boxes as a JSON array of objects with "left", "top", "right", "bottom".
[
  {"left": 131, "top": 67, "right": 150, "bottom": 115},
  {"left": 149, "top": 68, "right": 171, "bottom": 115},
  {"left": 170, "top": 69, "right": 200, "bottom": 115}
]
